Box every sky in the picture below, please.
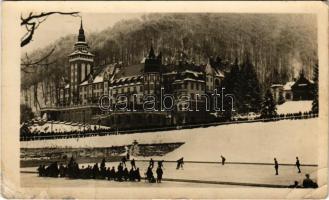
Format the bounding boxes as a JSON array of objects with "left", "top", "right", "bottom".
[{"left": 21, "top": 13, "right": 143, "bottom": 54}]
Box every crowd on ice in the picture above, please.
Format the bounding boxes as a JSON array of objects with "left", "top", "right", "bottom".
[
  {"left": 37, "top": 155, "right": 166, "bottom": 183},
  {"left": 36, "top": 154, "right": 318, "bottom": 188}
]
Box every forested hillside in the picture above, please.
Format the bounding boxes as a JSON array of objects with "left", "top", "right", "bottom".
[{"left": 21, "top": 13, "right": 317, "bottom": 112}]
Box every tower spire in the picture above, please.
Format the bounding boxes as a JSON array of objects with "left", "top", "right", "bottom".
[
  {"left": 78, "top": 19, "right": 85, "bottom": 42},
  {"left": 148, "top": 44, "right": 155, "bottom": 59}
]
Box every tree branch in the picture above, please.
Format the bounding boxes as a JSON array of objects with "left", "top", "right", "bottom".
[
  {"left": 21, "top": 12, "right": 80, "bottom": 26},
  {"left": 21, "top": 47, "right": 56, "bottom": 67},
  {"left": 21, "top": 11, "right": 80, "bottom": 47}
]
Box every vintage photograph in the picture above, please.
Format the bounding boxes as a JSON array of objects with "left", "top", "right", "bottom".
[{"left": 1, "top": 1, "right": 328, "bottom": 198}]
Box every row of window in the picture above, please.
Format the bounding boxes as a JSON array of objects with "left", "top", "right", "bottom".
[{"left": 175, "top": 82, "right": 205, "bottom": 91}]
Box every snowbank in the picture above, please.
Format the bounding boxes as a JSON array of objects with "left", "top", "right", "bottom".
[
  {"left": 21, "top": 118, "right": 319, "bottom": 164},
  {"left": 28, "top": 122, "right": 110, "bottom": 134},
  {"left": 276, "top": 100, "right": 312, "bottom": 115}
]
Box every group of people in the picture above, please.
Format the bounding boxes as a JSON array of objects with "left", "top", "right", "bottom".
[
  {"left": 145, "top": 158, "right": 164, "bottom": 183},
  {"left": 289, "top": 174, "right": 318, "bottom": 188},
  {"left": 37, "top": 156, "right": 166, "bottom": 184},
  {"left": 37, "top": 157, "right": 142, "bottom": 182}
]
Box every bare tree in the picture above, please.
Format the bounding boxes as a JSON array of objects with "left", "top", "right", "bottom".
[
  {"left": 21, "top": 47, "right": 56, "bottom": 73},
  {"left": 21, "top": 11, "right": 80, "bottom": 47}
]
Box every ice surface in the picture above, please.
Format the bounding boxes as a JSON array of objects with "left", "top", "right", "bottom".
[{"left": 21, "top": 161, "right": 317, "bottom": 187}]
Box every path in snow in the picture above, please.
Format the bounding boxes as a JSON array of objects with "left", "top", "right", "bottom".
[{"left": 276, "top": 100, "right": 312, "bottom": 115}]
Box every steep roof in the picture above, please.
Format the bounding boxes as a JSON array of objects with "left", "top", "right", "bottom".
[
  {"left": 283, "top": 81, "right": 295, "bottom": 91},
  {"left": 114, "top": 64, "right": 145, "bottom": 79}
]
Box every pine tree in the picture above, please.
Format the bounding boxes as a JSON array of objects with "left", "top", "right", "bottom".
[
  {"left": 312, "top": 63, "right": 318, "bottom": 114},
  {"left": 239, "top": 54, "right": 262, "bottom": 113},
  {"left": 222, "top": 57, "right": 240, "bottom": 118},
  {"left": 260, "top": 89, "right": 277, "bottom": 119}
]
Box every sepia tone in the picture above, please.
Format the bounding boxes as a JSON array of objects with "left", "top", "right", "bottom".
[{"left": 1, "top": 1, "right": 328, "bottom": 199}]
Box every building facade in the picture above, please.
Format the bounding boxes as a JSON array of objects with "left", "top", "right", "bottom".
[{"left": 40, "top": 22, "right": 225, "bottom": 129}]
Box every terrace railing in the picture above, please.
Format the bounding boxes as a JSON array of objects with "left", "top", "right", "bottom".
[{"left": 20, "top": 112, "right": 318, "bottom": 141}]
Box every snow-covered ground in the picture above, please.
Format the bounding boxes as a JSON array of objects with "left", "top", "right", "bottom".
[
  {"left": 21, "top": 118, "right": 319, "bottom": 164},
  {"left": 28, "top": 121, "right": 110, "bottom": 133},
  {"left": 276, "top": 100, "right": 312, "bottom": 115}
]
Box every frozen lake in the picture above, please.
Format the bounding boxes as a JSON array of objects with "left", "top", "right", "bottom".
[{"left": 21, "top": 161, "right": 317, "bottom": 188}]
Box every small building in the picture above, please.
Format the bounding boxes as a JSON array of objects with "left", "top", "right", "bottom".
[
  {"left": 283, "top": 81, "right": 295, "bottom": 101},
  {"left": 270, "top": 84, "right": 283, "bottom": 103},
  {"left": 291, "top": 72, "right": 314, "bottom": 101},
  {"left": 270, "top": 71, "right": 314, "bottom": 103}
]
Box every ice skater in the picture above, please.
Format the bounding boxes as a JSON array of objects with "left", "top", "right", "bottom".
[
  {"left": 274, "top": 158, "right": 279, "bottom": 175},
  {"left": 220, "top": 155, "right": 226, "bottom": 165},
  {"left": 295, "top": 157, "right": 301, "bottom": 173},
  {"left": 176, "top": 157, "right": 184, "bottom": 170}
]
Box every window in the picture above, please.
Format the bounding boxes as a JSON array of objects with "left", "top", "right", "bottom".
[
  {"left": 196, "top": 83, "right": 199, "bottom": 90},
  {"left": 191, "top": 82, "right": 194, "bottom": 90},
  {"left": 184, "top": 82, "right": 188, "bottom": 89}
]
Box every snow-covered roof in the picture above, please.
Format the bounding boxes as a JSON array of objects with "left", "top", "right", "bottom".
[
  {"left": 69, "top": 50, "right": 94, "bottom": 57},
  {"left": 184, "top": 78, "right": 205, "bottom": 82},
  {"left": 163, "top": 71, "right": 178, "bottom": 75},
  {"left": 93, "top": 75, "right": 103, "bottom": 83},
  {"left": 283, "top": 81, "right": 295, "bottom": 91},
  {"left": 185, "top": 70, "right": 202, "bottom": 77},
  {"left": 205, "top": 63, "right": 213, "bottom": 75},
  {"left": 80, "top": 80, "right": 88, "bottom": 86},
  {"left": 271, "top": 84, "right": 283, "bottom": 88},
  {"left": 215, "top": 69, "right": 225, "bottom": 78},
  {"left": 64, "top": 84, "right": 70, "bottom": 89}
]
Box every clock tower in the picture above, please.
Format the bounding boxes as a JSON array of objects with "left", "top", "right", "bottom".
[{"left": 68, "top": 20, "right": 94, "bottom": 104}]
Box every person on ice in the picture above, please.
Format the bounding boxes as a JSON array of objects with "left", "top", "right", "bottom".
[
  {"left": 149, "top": 158, "right": 154, "bottom": 168},
  {"left": 131, "top": 158, "right": 136, "bottom": 169},
  {"left": 302, "top": 174, "right": 318, "bottom": 188},
  {"left": 121, "top": 156, "right": 127, "bottom": 167},
  {"left": 295, "top": 157, "right": 301, "bottom": 173},
  {"left": 221, "top": 155, "right": 226, "bottom": 165},
  {"left": 156, "top": 166, "right": 163, "bottom": 183},
  {"left": 146, "top": 166, "right": 155, "bottom": 183},
  {"left": 123, "top": 167, "right": 129, "bottom": 181},
  {"left": 176, "top": 157, "right": 184, "bottom": 169},
  {"left": 274, "top": 158, "right": 279, "bottom": 175},
  {"left": 158, "top": 160, "right": 164, "bottom": 168},
  {"left": 135, "top": 168, "right": 141, "bottom": 182}
]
